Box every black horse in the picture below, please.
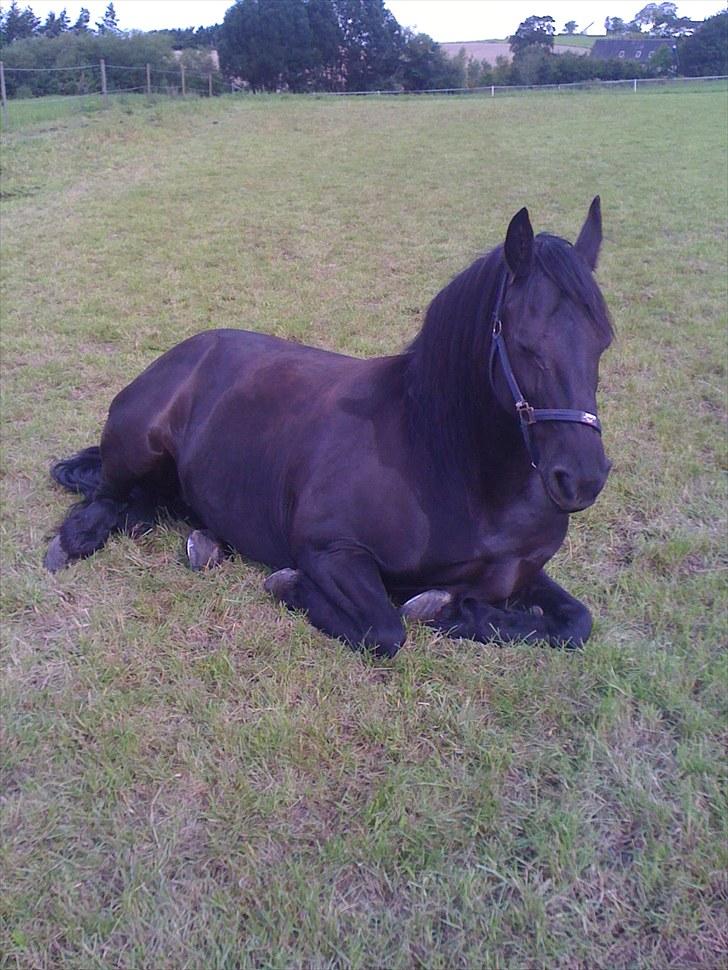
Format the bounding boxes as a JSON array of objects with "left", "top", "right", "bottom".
[{"left": 45, "top": 199, "right": 613, "bottom": 658}]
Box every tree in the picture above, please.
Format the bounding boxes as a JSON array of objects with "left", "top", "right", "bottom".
[
  {"left": 334, "top": 0, "right": 403, "bottom": 90},
  {"left": 96, "top": 2, "right": 120, "bottom": 35},
  {"left": 630, "top": 3, "right": 660, "bottom": 30},
  {"left": 627, "top": 3, "right": 691, "bottom": 36},
  {"left": 604, "top": 16, "right": 627, "bottom": 34},
  {"left": 306, "top": 0, "right": 342, "bottom": 88},
  {"left": 218, "top": 0, "right": 316, "bottom": 91},
  {"left": 678, "top": 11, "right": 728, "bottom": 76},
  {"left": 510, "top": 44, "right": 554, "bottom": 84},
  {"left": 649, "top": 43, "right": 677, "bottom": 74},
  {"left": 563, "top": 20, "right": 577, "bottom": 34},
  {"left": 72, "top": 7, "right": 90, "bottom": 33},
  {"left": 0, "top": 1, "right": 40, "bottom": 44},
  {"left": 509, "top": 15, "right": 555, "bottom": 56},
  {"left": 397, "top": 30, "right": 463, "bottom": 90},
  {"left": 40, "top": 8, "right": 70, "bottom": 37}
]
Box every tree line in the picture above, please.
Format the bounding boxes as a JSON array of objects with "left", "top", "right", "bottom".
[
  {"left": 603, "top": 1, "right": 698, "bottom": 36},
  {"left": 502, "top": 8, "right": 727, "bottom": 85},
  {"left": 0, "top": 0, "right": 725, "bottom": 99}
]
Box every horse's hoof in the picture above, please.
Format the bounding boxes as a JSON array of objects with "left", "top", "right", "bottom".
[
  {"left": 400, "top": 589, "right": 452, "bottom": 622},
  {"left": 44, "top": 535, "right": 69, "bottom": 573},
  {"left": 264, "top": 567, "right": 300, "bottom": 601},
  {"left": 186, "top": 530, "right": 225, "bottom": 570}
]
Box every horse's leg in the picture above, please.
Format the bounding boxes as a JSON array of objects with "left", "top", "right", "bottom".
[
  {"left": 46, "top": 428, "right": 175, "bottom": 571},
  {"left": 46, "top": 478, "right": 136, "bottom": 571},
  {"left": 264, "top": 546, "right": 406, "bottom": 659},
  {"left": 427, "top": 569, "right": 591, "bottom": 649},
  {"left": 507, "top": 569, "right": 593, "bottom": 647},
  {"left": 400, "top": 589, "right": 453, "bottom": 621}
]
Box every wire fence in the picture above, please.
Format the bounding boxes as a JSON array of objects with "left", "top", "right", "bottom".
[
  {"left": 334, "top": 74, "right": 728, "bottom": 97},
  {"left": 0, "top": 57, "right": 227, "bottom": 126},
  {"left": 1, "top": 60, "right": 725, "bottom": 129}
]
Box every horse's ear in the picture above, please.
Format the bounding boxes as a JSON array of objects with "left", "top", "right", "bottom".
[
  {"left": 504, "top": 207, "right": 534, "bottom": 279},
  {"left": 575, "top": 196, "right": 602, "bottom": 270}
]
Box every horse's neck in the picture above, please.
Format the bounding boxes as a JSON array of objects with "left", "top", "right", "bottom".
[
  {"left": 413, "top": 383, "right": 531, "bottom": 497},
  {"left": 473, "top": 396, "right": 534, "bottom": 489}
]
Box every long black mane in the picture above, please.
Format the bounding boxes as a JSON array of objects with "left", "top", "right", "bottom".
[{"left": 404, "top": 233, "right": 613, "bottom": 470}]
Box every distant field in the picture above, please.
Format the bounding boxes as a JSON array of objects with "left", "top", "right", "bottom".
[
  {"left": 555, "top": 33, "right": 601, "bottom": 48},
  {"left": 2, "top": 90, "right": 727, "bottom": 969},
  {"left": 440, "top": 37, "right": 594, "bottom": 62}
]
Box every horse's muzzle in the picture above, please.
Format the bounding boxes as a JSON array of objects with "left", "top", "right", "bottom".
[{"left": 542, "top": 458, "right": 611, "bottom": 513}]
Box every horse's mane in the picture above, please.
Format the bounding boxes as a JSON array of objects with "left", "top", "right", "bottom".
[{"left": 403, "top": 233, "right": 613, "bottom": 470}]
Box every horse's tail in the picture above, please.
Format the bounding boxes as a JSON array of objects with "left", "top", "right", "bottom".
[{"left": 50, "top": 445, "right": 103, "bottom": 499}]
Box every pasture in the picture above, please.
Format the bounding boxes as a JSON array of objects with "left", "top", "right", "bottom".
[{"left": 2, "top": 90, "right": 726, "bottom": 968}]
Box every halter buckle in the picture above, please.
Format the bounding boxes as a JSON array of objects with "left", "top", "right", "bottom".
[{"left": 516, "top": 401, "right": 536, "bottom": 425}]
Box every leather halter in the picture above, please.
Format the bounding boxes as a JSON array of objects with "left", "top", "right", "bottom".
[{"left": 488, "top": 268, "right": 602, "bottom": 470}]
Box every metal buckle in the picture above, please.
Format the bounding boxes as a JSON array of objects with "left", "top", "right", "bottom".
[
  {"left": 516, "top": 401, "right": 536, "bottom": 425},
  {"left": 492, "top": 319, "right": 502, "bottom": 337}
]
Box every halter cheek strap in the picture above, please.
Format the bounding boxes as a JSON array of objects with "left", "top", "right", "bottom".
[{"left": 488, "top": 269, "right": 602, "bottom": 470}]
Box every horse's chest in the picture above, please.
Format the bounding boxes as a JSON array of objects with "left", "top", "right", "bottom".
[
  {"left": 423, "top": 494, "right": 567, "bottom": 600},
  {"left": 477, "top": 496, "right": 564, "bottom": 557}
]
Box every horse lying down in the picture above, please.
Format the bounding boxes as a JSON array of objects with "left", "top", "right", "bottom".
[{"left": 45, "top": 200, "right": 613, "bottom": 659}]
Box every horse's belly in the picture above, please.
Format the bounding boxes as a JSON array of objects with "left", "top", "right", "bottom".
[{"left": 176, "top": 438, "right": 293, "bottom": 569}]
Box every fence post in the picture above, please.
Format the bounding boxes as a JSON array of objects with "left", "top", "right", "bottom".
[
  {"left": 180, "top": 63, "right": 186, "bottom": 96},
  {"left": 633, "top": 78, "right": 638, "bottom": 92},
  {"left": 208, "top": 73, "right": 213, "bottom": 98},
  {"left": 491, "top": 84, "right": 495, "bottom": 97},
  {"left": 100, "top": 58, "right": 107, "bottom": 103},
  {"left": 146, "top": 63, "right": 151, "bottom": 96},
  {"left": 0, "top": 62, "right": 7, "bottom": 127}
]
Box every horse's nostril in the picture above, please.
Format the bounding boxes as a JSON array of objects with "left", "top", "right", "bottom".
[{"left": 551, "top": 467, "right": 576, "bottom": 503}]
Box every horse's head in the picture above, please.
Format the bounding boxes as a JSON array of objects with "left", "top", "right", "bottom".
[{"left": 492, "top": 198, "right": 613, "bottom": 512}]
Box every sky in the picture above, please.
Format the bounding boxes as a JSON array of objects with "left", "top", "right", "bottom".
[{"left": 21, "top": 1, "right": 728, "bottom": 40}]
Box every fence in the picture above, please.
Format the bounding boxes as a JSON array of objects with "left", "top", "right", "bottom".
[
  {"left": 333, "top": 74, "right": 728, "bottom": 97},
  {"left": 0, "top": 58, "right": 227, "bottom": 126},
  {"left": 1, "top": 60, "right": 726, "bottom": 128}
]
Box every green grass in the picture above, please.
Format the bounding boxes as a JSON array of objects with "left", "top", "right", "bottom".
[
  {"left": 2, "top": 91, "right": 727, "bottom": 969},
  {"left": 0, "top": 92, "right": 149, "bottom": 132},
  {"left": 554, "top": 34, "right": 600, "bottom": 48}
]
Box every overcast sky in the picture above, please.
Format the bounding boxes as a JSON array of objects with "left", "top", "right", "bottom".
[{"left": 23, "top": 1, "right": 727, "bottom": 41}]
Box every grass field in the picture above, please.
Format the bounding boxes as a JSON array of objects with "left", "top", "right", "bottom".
[
  {"left": 1, "top": 91, "right": 726, "bottom": 969},
  {"left": 554, "top": 34, "right": 599, "bottom": 48}
]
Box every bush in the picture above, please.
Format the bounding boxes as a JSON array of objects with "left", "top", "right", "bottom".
[{"left": 1, "top": 32, "right": 179, "bottom": 96}]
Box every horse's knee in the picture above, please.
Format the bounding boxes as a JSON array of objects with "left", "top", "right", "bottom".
[
  {"left": 186, "top": 529, "right": 226, "bottom": 570},
  {"left": 363, "top": 617, "right": 406, "bottom": 659}
]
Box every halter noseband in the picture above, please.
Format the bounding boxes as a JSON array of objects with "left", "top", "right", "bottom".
[{"left": 488, "top": 268, "right": 602, "bottom": 470}]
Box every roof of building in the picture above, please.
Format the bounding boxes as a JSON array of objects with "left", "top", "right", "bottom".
[{"left": 590, "top": 38, "right": 673, "bottom": 60}]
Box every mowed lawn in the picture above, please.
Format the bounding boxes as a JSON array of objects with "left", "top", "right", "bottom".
[{"left": 1, "top": 90, "right": 726, "bottom": 969}]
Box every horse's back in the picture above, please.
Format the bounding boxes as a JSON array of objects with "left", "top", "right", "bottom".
[
  {"left": 105, "top": 329, "right": 356, "bottom": 441},
  {"left": 100, "top": 329, "right": 374, "bottom": 565}
]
